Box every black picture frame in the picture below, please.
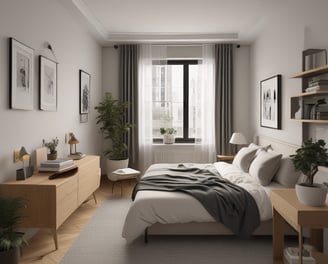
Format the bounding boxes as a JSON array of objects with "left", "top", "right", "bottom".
[
  {"left": 9, "top": 38, "right": 34, "bottom": 110},
  {"left": 39, "top": 55, "right": 58, "bottom": 111},
  {"left": 79, "top": 70, "right": 91, "bottom": 114},
  {"left": 260, "top": 74, "right": 281, "bottom": 129}
]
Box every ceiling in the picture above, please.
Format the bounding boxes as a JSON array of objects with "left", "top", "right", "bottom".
[{"left": 67, "top": 0, "right": 286, "bottom": 45}]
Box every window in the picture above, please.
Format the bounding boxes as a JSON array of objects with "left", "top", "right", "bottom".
[{"left": 152, "top": 60, "right": 200, "bottom": 143}]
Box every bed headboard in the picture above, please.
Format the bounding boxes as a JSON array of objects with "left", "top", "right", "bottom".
[{"left": 257, "top": 134, "right": 300, "bottom": 157}]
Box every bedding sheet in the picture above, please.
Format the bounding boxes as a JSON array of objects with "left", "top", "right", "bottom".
[{"left": 122, "top": 162, "right": 273, "bottom": 242}]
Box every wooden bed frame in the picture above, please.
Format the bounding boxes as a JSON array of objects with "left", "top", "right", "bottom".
[{"left": 144, "top": 135, "right": 300, "bottom": 242}]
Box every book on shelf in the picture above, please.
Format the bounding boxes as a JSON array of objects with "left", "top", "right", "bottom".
[
  {"left": 40, "top": 158, "right": 74, "bottom": 168},
  {"left": 308, "top": 79, "right": 328, "bottom": 87},
  {"left": 39, "top": 163, "right": 77, "bottom": 173},
  {"left": 305, "top": 85, "right": 328, "bottom": 92}
]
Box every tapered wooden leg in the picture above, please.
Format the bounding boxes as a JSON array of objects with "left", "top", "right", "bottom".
[
  {"left": 52, "top": 229, "right": 58, "bottom": 250},
  {"left": 92, "top": 192, "right": 97, "bottom": 204}
]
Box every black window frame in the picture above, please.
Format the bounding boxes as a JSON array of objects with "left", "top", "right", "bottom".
[{"left": 152, "top": 59, "right": 199, "bottom": 144}]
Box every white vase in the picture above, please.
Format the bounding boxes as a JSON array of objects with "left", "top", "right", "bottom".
[
  {"left": 295, "top": 183, "right": 327, "bottom": 207},
  {"left": 106, "top": 158, "right": 129, "bottom": 181},
  {"left": 163, "top": 134, "right": 175, "bottom": 144}
]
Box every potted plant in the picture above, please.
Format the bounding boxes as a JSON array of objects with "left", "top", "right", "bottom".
[
  {"left": 43, "top": 137, "right": 59, "bottom": 160},
  {"left": 95, "top": 93, "right": 134, "bottom": 179},
  {"left": 160, "top": 127, "right": 176, "bottom": 144},
  {"left": 0, "top": 197, "right": 27, "bottom": 264},
  {"left": 291, "top": 138, "right": 328, "bottom": 206}
]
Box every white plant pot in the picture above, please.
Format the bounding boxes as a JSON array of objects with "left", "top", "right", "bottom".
[
  {"left": 163, "top": 134, "right": 175, "bottom": 144},
  {"left": 295, "top": 183, "right": 327, "bottom": 207},
  {"left": 106, "top": 158, "right": 129, "bottom": 181}
]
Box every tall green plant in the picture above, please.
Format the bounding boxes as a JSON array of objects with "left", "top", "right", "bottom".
[
  {"left": 291, "top": 139, "right": 328, "bottom": 186},
  {"left": 95, "top": 92, "right": 134, "bottom": 160},
  {"left": 0, "top": 197, "right": 26, "bottom": 251}
]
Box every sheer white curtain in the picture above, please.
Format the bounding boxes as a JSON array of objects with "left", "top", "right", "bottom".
[
  {"left": 138, "top": 45, "right": 167, "bottom": 172},
  {"left": 194, "top": 44, "right": 216, "bottom": 162},
  {"left": 138, "top": 44, "right": 215, "bottom": 171}
]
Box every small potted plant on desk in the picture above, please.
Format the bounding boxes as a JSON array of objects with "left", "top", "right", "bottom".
[
  {"left": 160, "top": 128, "right": 177, "bottom": 144},
  {"left": 0, "top": 197, "right": 27, "bottom": 264},
  {"left": 291, "top": 138, "right": 328, "bottom": 206},
  {"left": 43, "top": 137, "right": 59, "bottom": 160}
]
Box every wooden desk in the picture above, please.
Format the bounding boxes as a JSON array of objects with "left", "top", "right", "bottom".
[
  {"left": 0, "top": 155, "right": 100, "bottom": 250},
  {"left": 216, "top": 154, "right": 235, "bottom": 163},
  {"left": 271, "top": 189, "right": 328, "bottom": 264}
]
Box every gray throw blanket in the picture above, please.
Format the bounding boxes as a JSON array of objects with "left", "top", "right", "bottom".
[{"left": 132, "top": 164, "right": 260, "bottom": 238}]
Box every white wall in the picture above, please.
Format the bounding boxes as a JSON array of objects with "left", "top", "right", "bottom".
[
  {"left": 250, "top": 0, "right": 328, "bottom": 146},
  {"left": 0, "top": 0, "right": 103, "bottom": 182}
]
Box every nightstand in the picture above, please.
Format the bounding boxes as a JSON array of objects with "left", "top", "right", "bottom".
[
  {"left": 271, "top": 189, "right": 328, "bottom": 264},
  {"left": 216, "top": 154, "right": 235, "bottom": 163}
]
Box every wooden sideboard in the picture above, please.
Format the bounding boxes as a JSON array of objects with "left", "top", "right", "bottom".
[{"left": 0, "top": 155, "right": 100, "bottom": 249}]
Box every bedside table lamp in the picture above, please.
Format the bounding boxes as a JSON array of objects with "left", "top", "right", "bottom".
[
  {"left": 68, "top": 133, "right": 79, "bottom": 156},
  {"left": 229, "top": 132, "right": 247, "bottom": 154},
  {"left": 16, "top": 146, "right": 34, "bottom": 180},
  {"left": 68, "top": 133, "right": 85, "bottom": 160}
]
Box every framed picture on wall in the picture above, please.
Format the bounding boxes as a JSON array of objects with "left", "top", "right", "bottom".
[
  {"left": 39, "top": 55, "right": 57, "bottom": 111},
  {"left": 9, "top": 38, "right": 34, "bottom": 110},
  {"left": 79, "top": 70, "right": 91, "bottom": 114},
  {"left": 260, "top": 74, "right": 281, "bottom": 129}
]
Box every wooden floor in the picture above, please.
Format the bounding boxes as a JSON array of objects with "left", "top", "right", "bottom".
[{"left": 19, "top": 176, "right": 136, "bottom": 264}]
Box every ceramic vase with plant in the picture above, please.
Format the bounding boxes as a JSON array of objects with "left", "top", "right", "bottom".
[
  {"left": 160, "top": 127, "right": 177, "bottom": 144},
  {"left": 95, "top": 93, "right": 134, "bottom": 179},
  {"left": 43, "top": 137, "right": 59, "bottom": 160},
  {"left": 0, "top": 197, "right": 27, "bottom": 264},
  {"left": 291, "top": 138, "right": 328, "bottom": 206}
]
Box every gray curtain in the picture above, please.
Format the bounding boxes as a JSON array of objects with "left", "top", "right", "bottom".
[
  {"left": 119, "top": 44, "right": 139, "bottom": 169},
  {"left": 215, "top": 44, "right": 233, "bottom": 155}
]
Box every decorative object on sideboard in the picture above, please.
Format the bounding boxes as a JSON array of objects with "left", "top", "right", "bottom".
[
  {"left": 0, "top": 197, "right": 27, "bottom": 264},
  {"left": 39, "top": 55, "right": 58, "bottom": 111},
  {"left": 67, "top": 133, "right": 85, "bottom": 160},
  {"left": 9, "top": 38, "right": 34, "bottom": 110},
  {"left": 291, "top": 138, "right": 328, "bottom": 206},
  {"left": 160, "top": 127, "right": 176, "bottom": 144},
  {"left": 43, "top": 137, "right": 59, "bottom": 160},
  {"left": 15, "top": 146, "right": 33, "bottom": 181},
  {"left": 260, "top": 74, "right": 281, "bottom": 129},
  {"left": 95, "top": 92, "right": 134, "bottom": 180},
  {"left": 229, "top": 132, "right": 247, "bottom": 154}
]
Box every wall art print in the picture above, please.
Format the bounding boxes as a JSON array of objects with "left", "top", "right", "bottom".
[
  {"left": 39, "top": 55, "right": 57, "bottom": 111},
  {"left": 260, "top": 74, "right": 281, "bottom": 129},
  {"left": 9, "top": 38, "right": 34, "bottom": 110},
  {"left": 79, "top": 69, "right": 90, "bottom": 114}
]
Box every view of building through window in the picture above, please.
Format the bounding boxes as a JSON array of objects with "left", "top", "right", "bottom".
[{"left": 152, "top": 60, "right": 199, "bottom": 142}]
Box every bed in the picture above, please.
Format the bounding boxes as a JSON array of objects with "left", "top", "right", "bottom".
[{"left": 122, "top": 135, "right": 300, "bottom": 243}]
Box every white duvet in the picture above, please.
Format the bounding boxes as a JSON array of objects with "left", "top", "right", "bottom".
[{"left": 122, "top": 162, "right": 274, "bottom": 242}]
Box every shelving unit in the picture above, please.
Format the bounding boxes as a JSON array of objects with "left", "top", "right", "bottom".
[{"left": 290, "top": 65, "right": 328, "bottom": 122}]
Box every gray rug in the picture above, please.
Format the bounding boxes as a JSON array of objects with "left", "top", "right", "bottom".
[{"left": 61, "top": 198, "right": 276, "bottom": 264}]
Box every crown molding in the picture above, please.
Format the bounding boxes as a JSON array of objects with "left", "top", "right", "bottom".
[{"left": 71, "top": 0, "right": 239, "bottom": 44}]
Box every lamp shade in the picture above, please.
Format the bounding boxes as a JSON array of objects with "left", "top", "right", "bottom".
[
  {"left": 68, "top": 133, "right": 79, "bottom": 144},
  {"left": 229, "top": 133, "right": 247, "bottom": 145},
  {"left": 19, "top": 146, "right": 30, "bottom": 161}
]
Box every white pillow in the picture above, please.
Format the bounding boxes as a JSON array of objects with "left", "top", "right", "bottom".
[
  {"left": 249, "top": 150, "right": 282, "bottom": 186},
  {"left": 248, "top": 143, "right": 271, "bottom": 151},
  {"left": 232, "top": 147, "right": 257, "bottom": 172},
  {"left": 273, "top": 157, "right": 301, "bottom": 187}
]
